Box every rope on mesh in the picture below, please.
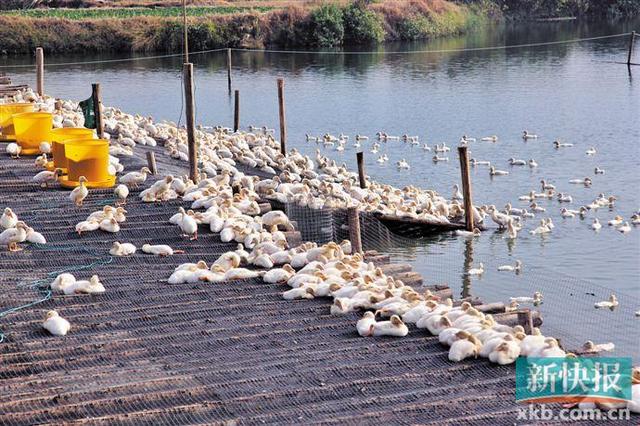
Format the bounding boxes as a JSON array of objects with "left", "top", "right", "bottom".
[
  {"left": 0, "top": 243, "right": 113, "bottom": 343},
  {"left": 0, "top": 32, "right": 631, "bottom": 69}
]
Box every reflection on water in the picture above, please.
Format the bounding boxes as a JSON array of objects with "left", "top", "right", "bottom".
[{"left": 2, "top": 18, "right": 639, "bottom": 359}]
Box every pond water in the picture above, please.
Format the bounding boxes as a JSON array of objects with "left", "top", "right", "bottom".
[{"left": 2, "top": 18, "right": 639, "bottom": 357}]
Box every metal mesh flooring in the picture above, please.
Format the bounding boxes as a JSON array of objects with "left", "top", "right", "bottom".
[{"left": 0, "top": 147, "right": 624, "bottom": 425}]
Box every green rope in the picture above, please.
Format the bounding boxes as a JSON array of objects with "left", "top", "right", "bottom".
[{"left": 0, "top": 243, "right": 113, "bottom": 343}]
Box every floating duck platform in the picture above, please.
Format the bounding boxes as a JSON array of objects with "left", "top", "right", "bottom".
[
  {"left": 0, "top": 125, "right": 550, "bottom": 424},
  {"left": 372, "top": 212, "right": 466, "bottom": 237}
]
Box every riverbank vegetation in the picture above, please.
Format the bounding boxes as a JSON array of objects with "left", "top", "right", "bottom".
[{"left": 0, "top": 0, "right": 498, "bottom": 54}]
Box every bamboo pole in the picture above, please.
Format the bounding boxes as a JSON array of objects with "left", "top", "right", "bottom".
[
  {"left": 277, "top": 78, "right": 287, "bottom": 155},
  {"left": 457, "top": 146, "right": 474, "bottom": 231},
  {"left": 146, "top": 151, "right": 158, "bottom": 175},
  {"left": 35, "top": 48, "right": 44, "bottom": 96},
  {"left": 227, "top": 48, "right": 232, "bottom": 92},
  {"left": 628, "top": 31, "right": 636, "bottom": 66},
  {"left": 347, "top": 207, "right": 363, "bottom": 254},
  {"left": 91, "top": 83, "right": 104, "bottom": 139},
  {"left": 356, "top": 151, "right": 366, "bottom": 189},
  {"left": 233, "top": 89, "right": 240, "bottom": 132},
  {"left": 183, "top": 63, "right": 198, "bottom": 183}
]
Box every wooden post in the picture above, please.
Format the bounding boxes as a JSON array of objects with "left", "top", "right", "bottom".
[
  {"left": 356, "top": 151, "right": 366, "bottom": 189},
  {"left": 517, "top": 309, "right": 534, "bottom": 335},
  {"left": 347, "top": 207, "right": 363, "bottom": 254},
  {"left": 628, "top": 31, "right": 636, "bottom": 66},
  {"left": 182, "top": 0, "right": 189, "bottom": 63},
  {"left": 35, "top": 47, "right": 44, "bottom": 96},
  {"left": 457, "top": 146, "right": 474, "bottom": 231},
  {"left": 277, "top": 78, "right": 287, "bottom": 155},
  {"left": 227, "top": 48, "right": 232, "bottom": 92},
  {"left": 146, "top": 151, "right": 158, "bottom": 175},
  {"left": 233, "top": 89, "right": 240, "bottom": 132},
  {"left": 91, "top": 83, "right": 104, "bottom": 139},
  {"left": 183, "top": 63, "right": 198, "bottom": 183}
]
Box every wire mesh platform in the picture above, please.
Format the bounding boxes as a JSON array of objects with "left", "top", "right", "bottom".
[{"left": 0, "top": 146, "right": 630, "bottom": 425}]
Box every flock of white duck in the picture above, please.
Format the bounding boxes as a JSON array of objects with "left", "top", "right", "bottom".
[{"left": 1, "top": 90, "right": 638, "bottom": 394}]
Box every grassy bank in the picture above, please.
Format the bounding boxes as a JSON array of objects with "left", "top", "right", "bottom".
[{"left": 0, "top": 0, "right": 498, "bottom": 54}]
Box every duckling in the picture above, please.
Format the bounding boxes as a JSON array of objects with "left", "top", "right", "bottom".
[
  {"left": 176, "top": 207, "right": 198, "bottom": 240},
  {"left": 283, "top": 286, "right": 315, "bottom": 300},
  {"left": 69, "top": 176, "right": 89, "bottom": 207},
  {"left": 371, "top": 315, "right": 408, "bottom": 337},
  {"left": 618, "top": 222, "right": 632, "bottom": 233},
  {"left": 467, "top": 263, "right": 484, "bottom": 276},
  {"left": 33, "top": 168, "right": 62, "bottom": 188},
  {"left": 454, "top": 228, "right": 481, "bottom": 238},
  {"left": 109, "top": 241, "right": 136, "bottom": 256},
  {"left": 594, "top": 167, "right": 605, "bottom": 174},
  {"left": 99, "top": 217, "right": 120, "bottom": 233},
  {"left": 42, "top": 310, "right": 71, "bottom": 336},
  {"left": 25, "top": 226, "right": 46, "bottom": 244},
  {"left": 585, "top": 147, "right": 597, "bottom": 155},
  {"left": 510, "top": 291, "right": 543, "bottom": 305},
  {"left": 0, "top": 221, "right": 27, "bottom": 251},
  {"left": 6, "top": 142, "right": 21, "bottom": 158},
  {"left": 594, "top": 294, "right": 618, "bottom": 309},
  {"left": 356, "top": 311, "right": 377, "bottom": 336},
  {"left": 529, "top": 219, "right": 550, "bottom": 235},
  {"left": 142, "top": 244, "right": 183, "bottom": 256},
  {"left": 119, "top": 167, "right": 151, "bottom": 188},
  {"left": 224, "top": 267, "right": 261, "bottom": 281},
  {"left": 50, "top": 273, "right": 76, "bottom": 293},
  {"left": 263, "top": 264, "right": 295, "bottom": 283},
  {"left": 214, "top": 251, "right": 241, "bottom": 271},
  {"left": 73, "top": 275, "right": 105, "bottom": 294},
  {"left": 522, "top": 131, "right": 538, "bottom": 139},
  {"left": 608, "top": 215, "right": 624, "bottom": 226},
  {"left": 519, "top": 328, "right": 546, "bottom": 356},
  {"left": 114, "top": 184, "right": 129, "bottom": 205},
  {"left": 39, "top": 141, "right": 51, "bottom": 154},
  {"left": 1, "top": 207, "right": 18, "bottom": 229},
  {"left": 488, "top": 339, "right": 521, "bottom": 365},
  {"left": 396, "top": 159, "right": 410, "bottom": 170},
  {"left": 497, "top": 260, "right": 522, "bottom": 273},
  {"left": 35, "top": 153, "right": 48, "bottom": 168},
  {"left": 580, "top": 340, "right": 615, "bottom": 354},
  {"left": 418, "top": 314, "right": 452, "bottom": 335},
  {"left": 448, "top": 334, "right": 481, "bottom": 361},
  {"left": 75, "top": 219, "right": 100, "bottom": 235},
  {"left": 252, "top": 249, "right": 274, "bottom": 269},
  {"left": 537, "top": 338, "right": 566, "bottom": 358},
  {"left": 489, "top": 166, "right": 509, "bottom": 176}
]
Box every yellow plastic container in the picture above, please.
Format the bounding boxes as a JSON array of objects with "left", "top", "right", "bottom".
[
  {"left": 0, "top": 103, "right": 35, "bottom": 141},
  {"left": 48, "top": 128, "right": 96, "bottom": 172},
  {"left": 12, "top": 112, "right": 53, "bottom": 155},
  {"left": 60, "top": 138, "right": 115, "bottom": 189}
]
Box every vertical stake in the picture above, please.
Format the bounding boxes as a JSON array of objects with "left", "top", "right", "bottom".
[
  {"left": 277, "top": 78, "right": 287, "bottom": 155},
  {"left": 227, "top": 48, "right": 232, "bottom": 92},
  {"left": 146, "top": 151, "right": 158, "bottom": 175},
  {"left": 233, "top": 89, "right": 240, "bottom": 132},
  {"left": 347, "top": 207, "right": 363, "bottom": 254},
  {"left": 183, "top": 63, "right": 198, "bottom": 183},
  {"left": 35, "top": 47, "right": 44, "bottom": 96},
  {"left": 91, "top": 83, "right": 104, "bottom": 139},
  {"left": 356, "top": 151, "right": 366, "bottom": 189},
  {"left": 457, "top": 146, "right": 474, "bottom": 232},
  {"left": 628, "top": 31, "right": 636, "bottom": 66},
  {"left": 182, "top": 0, "right": 189, "bottom": 63}
]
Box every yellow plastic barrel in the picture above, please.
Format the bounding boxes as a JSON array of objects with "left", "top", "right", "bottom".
[
  {"left": 61, "top": 138, "right": 115, "bottom": 189},
  {"left": 0, "top": 103, "right": 35, "bottom": 141},
  {"left": 49, "top": 128, "right": 96, "bottom": 171},
  {"left": 12, "top": 112, "right": 53, "bottom": 155}
]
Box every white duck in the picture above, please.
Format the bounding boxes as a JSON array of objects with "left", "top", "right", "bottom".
[
  {"left": 452, "top": 184, "right": 463, "bottom": 201},
  {"left": 51, "top": 273, "right": 76, "bottom": 293},
  {"left": 396, "top": 159, "right": 410, "bottom": 170},
  {"left": 497, "top": 260, "right": 522, "bottom": 273},
  {"left": 33, "top": 168, "right": 61, "bottom": 188},
  {"left": 1, "top": 207, "right": 18, "bottom": 229},
  {"left": 594, "top": 294, "right": 618, "bottom": 309},
  {"left": 356, "top": 311, "right": 377, "bottom": 336},
  {"left": 114, "top": 184, "right": 129, "bottom": 205},
  {"left": 585, "top": 147, "right": 597, "bottom": 155},
  {"left": 371, "top": 315, "right": 409, "bottom": 337},
  {"left": 25, "top": 226, "right": 46, "bottom": 244},
  {"left": 618, "top": 222, "right": 631, "bottom": 233},
  {"left": 553, "top": 140, "right": 573, "bottom": 148},
  {"left": 6, "top": 142, "right": 21, "bottom": 158},
  {"left": 119, "top": 167, "right": 151, "bottom": 188},
  {"left": 109, "top": 242, "right": 136, "bottom": 256},
  {"left": 591, "top": 218, "right": 602, "bottom": 230},
  {"left": 0, "top": 221, "right": 28, "bottom": 251},
  {"left": 528, "top": 159, "right": 538, "bottom": 168},
  {"left": 594, "top": 167, "right": 605, "bottom": 174},
  {"left": 73, "top": 275, "right": 105, "bottom": 294},
  {"left": 69, "top": 176, "right": 89, "bottom": 207},
  {"left": 42, "top": 310, "right": 71, "bottom": 336},
  {"left": 176, "top": 207, "right": 198, "bottom": 240},
  {"left": 142, "top": 244, "right": 182, "bottom": 256},
  {"left": 467, "top": 263, "right": 484, "bottom": 276},
  {"left": 522, "top": 131, "right": 537, "bottom": 139},
  {"left": 481, "top": 135, "right": 498, "bottom": 142},
  {"left": 489, "top": 166, "right": 509, "bottom": 176},
  {"left": 448, "top": 334, "right": 481, "bottom": 361},
  {"left": 508, "top": 158, "right": 527, "bottom": 166},
  {"left": 608, "top": 215, "right": 624, "bottom": 226},
  {"left": 510, "top": 291, "right": 543, "bottom": 304},
  {"left": 263, "top": 264, "right": 295, "bottom": 283}
]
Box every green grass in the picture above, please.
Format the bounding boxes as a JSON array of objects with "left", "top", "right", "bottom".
[{"left": 0, "top": 6, "right": 276, "bottom": 20}]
